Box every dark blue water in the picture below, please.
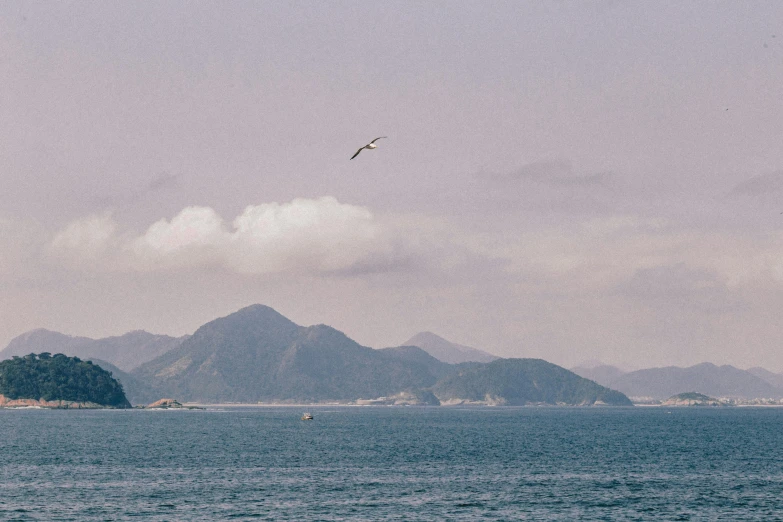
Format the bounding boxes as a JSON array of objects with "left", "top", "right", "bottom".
[{"left": 1, "top": 407, "right": 782, "bottom": 520}]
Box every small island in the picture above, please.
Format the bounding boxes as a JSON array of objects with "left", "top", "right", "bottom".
[
  {"left": 661, "top": 392, "right": 732, "bottom": 407},
  {"left": 0, "top": 353, "right": 131, "bottom": 409},
  {"left": 144, "top": 398, "right": 203, "bottom": 410}
]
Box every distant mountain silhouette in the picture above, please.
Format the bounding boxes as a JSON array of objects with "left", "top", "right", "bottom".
[
  {"left": 570, "top": 364, "right": 627, "bottom": 385},
  {"left": 1, "top": 329, "right": 187, "bottom": 371},
  {"left": 403, "top": 332, "right": 498, "bottom": 364},
  {"left": 2, "top": 329, "right": 90, "bottom": 357},
  {"left": 746, "top": 367, "right": 783, "bottom": 389},
  {"left": 377, "top": 345, "right": 454, "bottom": 380},
  {"left": 433, "top": 358, "right": 632, "bottom": 406},
  {"left": 132, "top": 305, "right": 443, "bottom": 403},
  {"left": 607, "top": 363, "right": 783, "bottom": 399},
  {"left": 88, "top": 359, "right": 161, "bottom": 406}
]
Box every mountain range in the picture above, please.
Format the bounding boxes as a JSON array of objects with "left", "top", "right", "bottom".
[
  {"left": 4, "top": 305, "right": 781, "bottom": 405},
  {"left": 402, "top": 332, "right": 498, "bottom": 364},
  {"left": 132, "top": 305, "right": 444, "bottom": 403},
  {"left": 1, "top": 305, "right": 627, "bottom": 406},
  {"left": 571, "top": 362, "right": 783, "bottom": 400},
  {"left": 746, "top": 367, "right": 783, "bottom": 389},
  {"left": 0, "top": 329, "right": 186, "bottom": 371}
]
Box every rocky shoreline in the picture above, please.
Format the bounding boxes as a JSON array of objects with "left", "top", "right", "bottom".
[
  {"left": 0, "top": 395, "right": 209, "bottom": 410},
  {"left": 142, "top": 398, "right": 203, "bottom": 410},
  {"left": 0, "top": 394, "right": 123, "bottom": 409}
]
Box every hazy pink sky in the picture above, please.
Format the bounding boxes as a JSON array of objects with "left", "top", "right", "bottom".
[{"left": 1, "top": 1, "right": 783, "bottom": 370}]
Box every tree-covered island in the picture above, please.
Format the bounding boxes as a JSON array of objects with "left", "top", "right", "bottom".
[{"left": 0, "top": 353, "right": 131, "bottom": 408}]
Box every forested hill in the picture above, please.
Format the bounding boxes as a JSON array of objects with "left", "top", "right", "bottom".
[
  {"left": 133, "top": 305, "right": 443, "bottom": 403},
  {"left": 129, "top": 305, "right": 634, "bottom": 406},
  {"left": 0, "top": 353, "right": 131, "bottom": 408},
  {"left": 432, "top": 358, "right": 633, "bottom": 406}
]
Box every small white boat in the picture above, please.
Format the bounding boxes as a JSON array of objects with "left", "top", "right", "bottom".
[{"left": 301, "top": 412, "right": 313, "bottom": 420}]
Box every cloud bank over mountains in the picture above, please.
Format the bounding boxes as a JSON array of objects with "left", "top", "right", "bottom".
[
  {"left": 49, "top": 197, "right": 400, "bottom": 275},
  {"left": 3, "top": 176, "right": 783, "bottom": 370}
]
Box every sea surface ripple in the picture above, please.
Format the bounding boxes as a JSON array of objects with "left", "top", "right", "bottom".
[{"left": 1, "top": 407, "right": 782, "bottom": 520}]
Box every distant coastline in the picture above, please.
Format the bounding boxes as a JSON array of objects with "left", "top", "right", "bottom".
[
  {"left": 186, "top": 402, "right": 632, "bottom": 408},
  {"left": 0, "top": 394, "right": 125, "bottom": 409},
  {"left": 187, "top": 401, "right": 783, "bottom": 408},
  {"left": 5, "top": 306, "right": 782, "bottom": 408}
]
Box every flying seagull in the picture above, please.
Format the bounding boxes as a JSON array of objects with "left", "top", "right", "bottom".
[{"left": 350, "top": 137, "right": 387, "bottom": 160}]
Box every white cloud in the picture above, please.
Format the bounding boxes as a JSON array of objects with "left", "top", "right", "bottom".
[
  {"left": 468, "top": 214, "right": 783, "bottom": 297},
  {"left": 50, "top": 212, "right": 118, "bottom": 264},
  {"left": 48, "top": 197, "right": 403, "bottom": 275},
  {"left": 131, "top": 206, "right": 227, "bottom": 269},
  {"left": 228, "top": 197, "right": 381, "bottom": 274}
]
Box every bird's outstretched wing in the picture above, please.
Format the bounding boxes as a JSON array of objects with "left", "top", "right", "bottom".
[
  {"left": 350, "top": 147, "right": 364, "bottom": 160},
  {"left": 370, "top": 136, "right": 387, "bottom": 144}
]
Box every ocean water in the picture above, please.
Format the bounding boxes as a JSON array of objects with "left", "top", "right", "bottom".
[{"left": 1, "top": 407, "right": 782, "bottom": 521}]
